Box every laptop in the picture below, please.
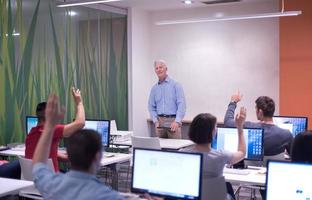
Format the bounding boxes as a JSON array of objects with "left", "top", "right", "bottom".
[
  {"left": 131, "top": 148, "right": 202, "bottom": 200},
  {"left": 266, "top": 160, "right": 312, "bottom": 200}
]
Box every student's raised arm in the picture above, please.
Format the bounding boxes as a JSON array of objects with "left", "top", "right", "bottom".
[
  {"left": 224, "top": 91, "right": 243, "bottom": 127},
  {"left": 33, "top": 94, "right": 65, "bottom": 164},
  {"left": 63, "top": 87, "right": 85, "bottom": 137},
  {"left": 230, "top": 107, "right": 247, "bottom": 165}
]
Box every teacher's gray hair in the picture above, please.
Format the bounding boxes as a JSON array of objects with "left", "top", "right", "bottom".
[{"left": 154, "top": 59, "right": 167, "bottom": 68}]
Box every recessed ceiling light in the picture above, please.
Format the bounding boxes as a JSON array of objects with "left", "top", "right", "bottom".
[
  {"left": 68, "top": 11, "right": 77, "bottom": 16},
  {"left": 182, "top": 0, "right": 193, "bottom": 5}
]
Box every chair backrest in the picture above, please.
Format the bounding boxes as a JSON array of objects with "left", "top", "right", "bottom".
[
  {"left": 263, "top": 152, "right": 287, "bottom": 166},
  {"left": 18, "top": 156, "right": 54, "bottom": 181},
  {"left": 131, "top": 136, "right": 161, "bottom": 150},
  {"left": 201, "top": 176, "right": 227, "bottom": 200}
]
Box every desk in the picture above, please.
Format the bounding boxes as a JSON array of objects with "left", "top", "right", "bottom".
[
  {"left": 223, "top": 168, "right": 266, "bottom": 186},
  {"left": 112, "top": 138, "right": 194, "bottom": 150},
  {"left": 0, "top": 178, "right": 33, "bottom": 197},
  {"left": 101, "top": 153, "right": 132, "bottom": 166},
  {"left": 0, "top": 148, "right": 131, "bottom": 167}
]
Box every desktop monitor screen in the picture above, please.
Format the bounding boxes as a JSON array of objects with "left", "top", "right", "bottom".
[
  {"left": 26, "top": 116, "right": 38, "bottom": 134},
  {"left": 131, "top": 148, "right": 202, "bottom": 200},
  {"left": 266, "top": 161, "right": 312, "bottom": 200},
  {"left": 273, "top": 116, "right": 308, "bottom": 136},
  {"left": 83, "top": 119, "right": 110, "bottom": 147},
  {"left": 212, "top": 127, "right": 264, "bottom": 161}
]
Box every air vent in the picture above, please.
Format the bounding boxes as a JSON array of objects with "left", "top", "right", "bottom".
[{"left": 201, "top": 0, "right": 241, "bottom": 5}]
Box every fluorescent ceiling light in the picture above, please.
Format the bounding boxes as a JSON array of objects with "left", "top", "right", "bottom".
[
  {"left": 183, "top": 0, "right": 194, "bottom": 5},
  {"left": 57, "top": 0, "right": 122, "bottom": 8},
  {"left": 156, "top": 11, "right": 302, "bottom": 25}
]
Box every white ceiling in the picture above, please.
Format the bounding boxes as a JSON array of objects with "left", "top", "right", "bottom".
[{"left": 105, "top": 0, "right": 272, "bottom": 11}]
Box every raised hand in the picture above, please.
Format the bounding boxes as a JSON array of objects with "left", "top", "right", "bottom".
[
  {"left": 71, "top": 86, "right": 82, "bottom": 105},
  {"left": 45, "top": 94, "right": 65, "bottom": 128},
  {"left": 231, "top": 90, "right": 243, "bottom": 103}
]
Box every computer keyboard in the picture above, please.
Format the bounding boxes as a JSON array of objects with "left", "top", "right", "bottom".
[{"left": 223, "top": 168, "right": 250, "bottom": 175}]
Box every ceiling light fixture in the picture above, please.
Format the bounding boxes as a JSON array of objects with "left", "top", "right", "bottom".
[
  {"left": 183, "top": 0, "right": 194, "bottom": 5},
  {"left": 157, "top": 0, "right": 301, "bottom": 25},
  {"left": 156, "top": 10, "right": 302, "bottom": 25},
  {"left": 56, "top": 0, "right": 122, "bottom": 8}
]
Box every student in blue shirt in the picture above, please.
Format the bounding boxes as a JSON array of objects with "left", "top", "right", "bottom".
[
  {"left": 148, "top": 60, "right": 186, "bottom": 139},
  {"left": 32, "top": 94, "right": 124, "bottom": 200}
]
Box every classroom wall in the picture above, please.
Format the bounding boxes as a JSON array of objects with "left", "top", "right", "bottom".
[
  {"left": 150, "top": 0, "right": 279, "bottom": 122},
  {"left": 280, "top": 0, "right": 312, "bottom": 129},
  {"left": 128, "top": 8, "right": 154, "bottom": 136},
  {"left": 129, "top": 0, "right": 281, "bottom": 136}
]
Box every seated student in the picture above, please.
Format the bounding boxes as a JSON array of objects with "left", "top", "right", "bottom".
[
  {"left": 181, "top": 108, "right": 247, "bottom": 200},
  {"left": 224, "top": 91, "right": 293, "bottom": 156},
  {"left": 25, "top": 87, "right": 85, "bottom": 172},
  {"left": 32, "top": 94, "right": 124, "bottom": 200},
  {"left": 291, "top": 130, "right": 312, "bottom": 163},
  {"left": 0, "top": 160, "right": 21, "bottom": 179}
]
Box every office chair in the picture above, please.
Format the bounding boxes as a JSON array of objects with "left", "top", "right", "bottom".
[
  {"left": 202, "top": 176, "right": 227, "bottom": 200},
  {"left": 18, "top": 156, "right": 54, "bottom": 200}
]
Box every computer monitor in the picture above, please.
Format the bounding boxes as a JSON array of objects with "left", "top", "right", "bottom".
[
  {"left": 26, "top": 116, "right": 38, "bottom": 134},
  {"left": 131, "top": 148, "right": 202, "bottom": 200},
  {"left": 266, "top": 161, "right": 312, "bottom": 200},
  {"left": 273, "top": 116, "right": 308, "bottom": 136},
  {"left": 212, "top": 127, "right": 264, "bottom": 161},
  {"left": 83, "top": 119, "right": 110, "bottom": 147}
]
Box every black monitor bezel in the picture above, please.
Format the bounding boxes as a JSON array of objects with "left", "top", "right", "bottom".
[
  {"left": 273, "top": 115, "right": 308, "bottom": 136},
  {"left": 131, "top": 148, "right": 203, "bottom": 200},
  {"left": 25, "top": 115, "right": 38, "bottom": 135},
  {"left": 84, "top": 119, "right": 111, "bottom": 147},
  {"left": 215, "top": 126, "right": 264, "bottom": 161}
]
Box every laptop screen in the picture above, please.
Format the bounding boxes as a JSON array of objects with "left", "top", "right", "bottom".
[
  {"left": 83, "top": 119, "right": 110, "bottom": 147},
  {"left": 131, "top": 148, "right": 202, "bottom": 200},
  {"left": 266, "top": 161, "right": 312, "bottom": 200},
  {"left": 212, "top": 127, "right": 264, "bottom": 161},
  {"left": 26, "top": 116, "right": 38, "bottom": 134},
  {"left": 273, "top": 116, "right": 308, "bottom": 136}
]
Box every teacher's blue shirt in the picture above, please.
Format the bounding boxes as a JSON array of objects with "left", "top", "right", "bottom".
[{"left": 148, "top": 76, "right": 186, "bottom": 123}]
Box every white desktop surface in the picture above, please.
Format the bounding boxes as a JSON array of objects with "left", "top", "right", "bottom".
[
  {"left": 113, "top": 138, "right": 194, "bottom": 150},
  {"left": 101, "top": 153, "right": 131, "bottom": 166},
  {"left": 0, "top": 148, "right": 131, "bottom": 167},
  {"left": 0, "top": 148, "right": 25, "bottom": 157},
  {"left": 223, "top": 167, "right": 266, "bottom": 186},
  {"left": 0, "top": 178, "right": 33, "bottom": 197}
]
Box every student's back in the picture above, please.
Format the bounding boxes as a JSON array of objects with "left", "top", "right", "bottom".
[{"left": 33, "top": 163, "right": 122, "bottom": 200}]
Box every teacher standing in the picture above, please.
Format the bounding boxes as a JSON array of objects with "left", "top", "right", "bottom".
[{"left": 148, "top": 60, "right": 186, "bottom": 139}]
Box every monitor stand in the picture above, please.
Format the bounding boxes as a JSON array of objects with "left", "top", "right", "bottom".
[{"left": 232, "top": 159, "right": 246, "bottom": 169}]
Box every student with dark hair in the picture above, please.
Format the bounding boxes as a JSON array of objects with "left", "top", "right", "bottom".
[
  {"left": 25, "top": 87, "right": 85, "bottom": 171},
  {"left": 224, "top": 91, "right": 293, "bottom": 156},
  {"left": 32, "top": 94, "right": 123, "bottom": 200},
  {"left": 291, "top": 131, "right": 312, "bottom": 163},
  {"left": 181, "top": 108, "right": 246, "bottom": 200}
]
